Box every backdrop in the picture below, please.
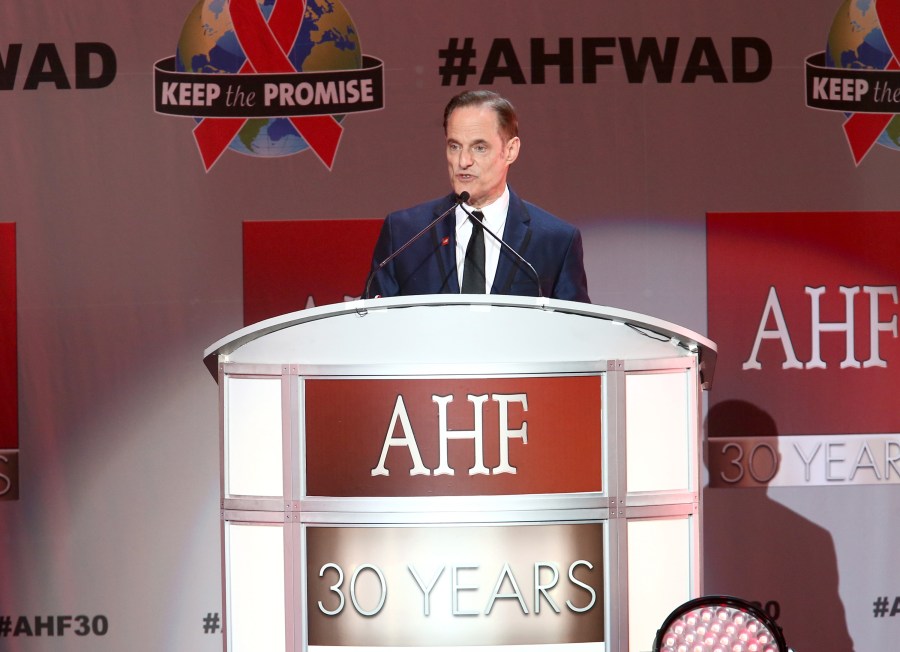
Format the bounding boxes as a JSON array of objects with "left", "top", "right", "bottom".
[{"left": 1, "top": 1, "right": 898, "bottom": 650}]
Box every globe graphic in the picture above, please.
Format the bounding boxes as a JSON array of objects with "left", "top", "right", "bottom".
[
  {"left": 826, "top": 0, "right": 900, "bottom": 149},
  {"left": 176, "top": 0, "right": 361, "bottom": 157}
]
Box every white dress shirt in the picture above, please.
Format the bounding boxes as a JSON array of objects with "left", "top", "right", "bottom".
[{"left": 454, "top": 186, "right": 510, "bottom": 293}]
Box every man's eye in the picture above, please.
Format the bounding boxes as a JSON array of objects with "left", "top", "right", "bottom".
[{"left": 474, "top": 145, "right": 487, "bottom": 153}]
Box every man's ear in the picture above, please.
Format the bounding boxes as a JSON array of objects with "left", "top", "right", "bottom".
[{"left": 505, "top": 136, "right": 521, "bottom": 165}]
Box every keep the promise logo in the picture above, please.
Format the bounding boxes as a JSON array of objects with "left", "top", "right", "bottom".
[
  {"left": 805, "top": 0, "right": 900, "bottom": 164},
  {"left": 154, "top": 0, "right": 384, "bottom": 171}
]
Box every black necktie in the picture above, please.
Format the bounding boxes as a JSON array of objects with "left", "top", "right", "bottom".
[{"left": 461, "top": 211, "right": 486, "bottom": 293}]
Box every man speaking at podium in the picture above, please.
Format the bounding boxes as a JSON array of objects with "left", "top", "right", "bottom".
[{"left": 366, "top": 90, "right": 590, "bottom": 303}]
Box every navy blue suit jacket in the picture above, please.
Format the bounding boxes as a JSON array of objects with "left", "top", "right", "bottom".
[{"left": 368, "top": 191, "right": 590, "bottom": 302}]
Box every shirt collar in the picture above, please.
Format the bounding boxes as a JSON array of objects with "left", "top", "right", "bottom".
[{"left": 456, "top": 185, "right": 510, "bottom": 229}]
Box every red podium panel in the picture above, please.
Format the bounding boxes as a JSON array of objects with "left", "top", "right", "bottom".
[{"left": 304, "top": 375, "right": 602, "bottom": 497}]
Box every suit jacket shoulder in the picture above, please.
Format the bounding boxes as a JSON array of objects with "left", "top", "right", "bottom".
[{"left": 497, "top": 190, "right": 590, "bottom": 302}]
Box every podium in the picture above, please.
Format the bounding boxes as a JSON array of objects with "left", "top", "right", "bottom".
[{"left": 204, "top": 296, "right": 716, "bottom": 652}]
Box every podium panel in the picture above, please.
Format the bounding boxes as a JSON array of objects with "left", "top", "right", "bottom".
[
  {"left": 627, "top": 517, "right": 694, "bottom": 651},
  {"left": 226, "top": 521, "right": 287, "bottom": 650},
  {"left": 205, "top": 296, "right": 716, "bottom": 652},
  {"left": 625, "top": 371, "right": 691, "bottom": 493},
  {"left": 225, "top": 376, "right": 283, "bottom": 498}
]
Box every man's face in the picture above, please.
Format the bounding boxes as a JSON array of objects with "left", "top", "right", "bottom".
[{"left": 445, "top": 105, "right": 520, "bottom": 209}]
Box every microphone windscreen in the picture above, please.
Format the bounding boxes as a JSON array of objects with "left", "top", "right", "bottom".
[{"left": 457, "top": 191, "right": 470, "bottom": 203}]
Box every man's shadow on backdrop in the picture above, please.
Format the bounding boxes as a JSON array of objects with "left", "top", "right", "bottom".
[{"left": 702, "top": 399, "right": 854, "bottom": 651}]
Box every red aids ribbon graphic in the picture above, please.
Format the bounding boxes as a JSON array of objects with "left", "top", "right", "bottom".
[
  {"left": 842, "top": 0, "right": 900, "bottom": 164},
  {"left": 192, "top": 0, "right": 343, "bottom": 171}
]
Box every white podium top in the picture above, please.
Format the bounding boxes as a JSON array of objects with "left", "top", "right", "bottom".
[{"left": 204, "top": 296, "right": 716, "bottom": 387}]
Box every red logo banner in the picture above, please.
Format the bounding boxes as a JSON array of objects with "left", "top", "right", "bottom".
[
  {"left": 0, "top": 224, "right": 16, "bottom": 451},
  {"left": 242, "top": 219, "right": 382, "bottom": 325},
  {"left": 707, "top": 212, "right": 900, "bottom": 436}
]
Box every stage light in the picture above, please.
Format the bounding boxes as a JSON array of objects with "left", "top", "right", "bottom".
[{"left": 654, "top": 595, "right": 789, "bottom": 652}]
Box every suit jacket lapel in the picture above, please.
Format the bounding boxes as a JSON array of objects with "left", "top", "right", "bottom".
[
  {"left": 431, "top": 195, "right": 460, "bottom": 293},
  {"left": 492, "top": 190, "right": 532, "bottom": 294}
]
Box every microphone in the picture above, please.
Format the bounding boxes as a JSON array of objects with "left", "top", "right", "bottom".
[
  {"left": 458, "top": 204, "right": 543, "bottom": 298},
  {"left": 364, "top": 191, "right": 470, "bottom": 300}
]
